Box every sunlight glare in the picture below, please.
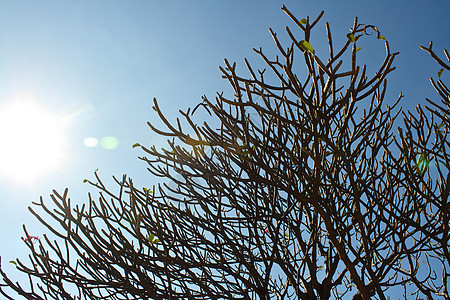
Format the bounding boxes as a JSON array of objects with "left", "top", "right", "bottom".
[{"left": 0, "top": 102, "right": 65, "bottom": 182}]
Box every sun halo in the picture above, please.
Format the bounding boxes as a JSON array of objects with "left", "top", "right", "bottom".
[{"left": 0, "top": 101, "right": 66, "bottom": 183}]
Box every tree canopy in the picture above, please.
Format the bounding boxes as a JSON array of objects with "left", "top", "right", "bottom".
[{"left": 1, "top": 6, "right": 449, "bottom": 300}]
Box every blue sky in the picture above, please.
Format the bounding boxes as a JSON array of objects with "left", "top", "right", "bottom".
[{"left": 0, "top": 0, "right": 449, "bottom": 294}]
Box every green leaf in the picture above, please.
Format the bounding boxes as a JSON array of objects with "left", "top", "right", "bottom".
[
  {"left": 378, "top": 35, "right": 385, "bottom": 40},
  {"left": 284, "top": 232, "right": 289, "bottom": 237},
  {"left": 152, "top": 238, "right": 160, "bottom": 244},
  {"left": 317, "top": 265, "right": 324, "bottom": 271},
  {"left": 438, "top": 68, "right": 444, "bottom": 79},
  {"left": 83, "top": 179, "right": 88, "bottom": 183},
  {"left": 148, "top": 234, "right": 155, "bottom": 243},
  {"left": 9, "top": 260, "right": 16, "bottom": 265},
  {"left": 347, "top": 33, "right": 356, "bottom": 43},
  {"left": 132, "top": 143, "right": 141, "bottom": 148},
  {"left": 300, "top": 19, "right": 307, "bottom": 24},
  {"left": 299, "top": 40, "right": 314, "bottom": 54},
  {"left": 356, "top": 47, "right": 362, "bottom": 52},
  {"left": 415, "top": 152, "right": 430, "bottom": 175}
]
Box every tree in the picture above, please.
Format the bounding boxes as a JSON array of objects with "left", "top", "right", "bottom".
[{"left": 1, "top": 6, "right": 449, "bottom": 299}]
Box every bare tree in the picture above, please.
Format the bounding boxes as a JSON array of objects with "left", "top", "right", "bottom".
[{"left": 1, "top": 6, "right": 448, "bottom": 300}]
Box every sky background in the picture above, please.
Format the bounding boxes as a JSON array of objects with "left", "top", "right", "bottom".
[{"left": 0, "top": 0, "right": 449, "bottom": 295}]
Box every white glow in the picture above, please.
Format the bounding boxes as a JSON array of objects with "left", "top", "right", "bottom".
[
  {"left": 0, "top": 102, "right": 65, "bottom": 182},
  {"left": 83, "top": 137, "right": 99, "bottom": 148}
]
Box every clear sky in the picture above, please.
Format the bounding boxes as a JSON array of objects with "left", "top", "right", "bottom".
[{"left": 0, "top": 0, "right": 449, "bottom": 294}]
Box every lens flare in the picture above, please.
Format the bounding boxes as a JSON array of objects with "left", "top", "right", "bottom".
[
  {"left": 83, "top": 137, "right": 99, "bottom": 148},
  {"left": 101, "top": 136, "right": 119, "bottom": 150}
]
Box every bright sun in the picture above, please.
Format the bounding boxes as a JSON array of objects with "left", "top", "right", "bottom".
[{"left": 0, "top": 101, "right": 65, "bottom": 182}]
